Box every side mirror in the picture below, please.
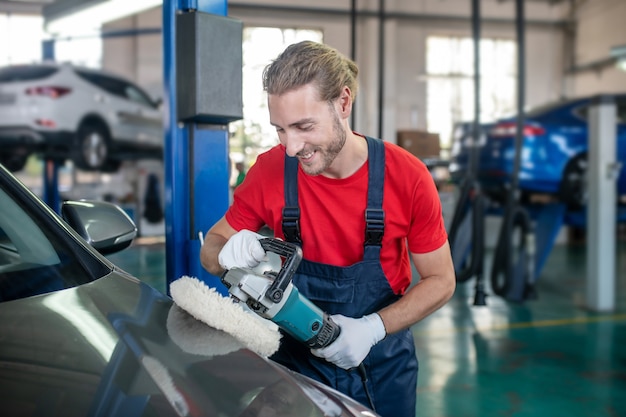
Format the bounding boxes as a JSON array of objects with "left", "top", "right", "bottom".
[{"left": 61, "top": 200, "right": 137, "bottom": 255}]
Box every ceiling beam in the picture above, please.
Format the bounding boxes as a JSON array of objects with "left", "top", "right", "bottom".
[{"left": 0, "top": 1, "right": 47, "bottom": 15}]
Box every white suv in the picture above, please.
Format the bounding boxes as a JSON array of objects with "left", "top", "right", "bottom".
[{"left": 0, "top": 62, "right": 163, "bottom": 172}]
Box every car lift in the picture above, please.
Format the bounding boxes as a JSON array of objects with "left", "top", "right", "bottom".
[
  {"left": 449, "top": 0, "right": 552, "bottom": 305},
  {"left": 452, "top": 104, "right": 621, "bottom": 306},
  {"left": 450, "top": 0, "right": 620, "bottom": 308},
  {"left": 162, "top": 0, "right": 240, "bottom": 295}
]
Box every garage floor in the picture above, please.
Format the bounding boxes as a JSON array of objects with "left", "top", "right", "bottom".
[{"left": 107, "top": 235, "right": 626, "bottom": 417}]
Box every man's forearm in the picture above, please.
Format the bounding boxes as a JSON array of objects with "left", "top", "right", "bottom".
[
  {"left": 377, "top": 274, "right": 455, "bottom": 334},
  {"left": 200, "top": 233, "right": 228, "bottom": 276}
]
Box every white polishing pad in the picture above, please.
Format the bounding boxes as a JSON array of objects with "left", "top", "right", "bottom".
[
  {"left": 169, "top": 276, "right": 281, "bottom": 357},
  {"left": 167, "top": 304, "right": 243, "bottom": 357}
]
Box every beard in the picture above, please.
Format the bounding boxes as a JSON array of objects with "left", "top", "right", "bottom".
[{"left": 298, "top": 108, "right": 346, "bottom": 176}]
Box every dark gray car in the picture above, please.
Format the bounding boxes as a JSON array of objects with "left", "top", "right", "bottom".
[{"left": 0, "top": 163, "right": 378, "bottom": 417}]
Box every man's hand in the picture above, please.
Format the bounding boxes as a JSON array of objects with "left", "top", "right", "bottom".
[
  {"left": 311, "top": 313, "right": 386, "bottom": 370},
  {"left": 218, "top": 230, "right": 267, "bottom": 270}
]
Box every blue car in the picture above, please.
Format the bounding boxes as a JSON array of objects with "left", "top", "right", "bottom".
[{"left": 449, "top": 94, "right": 626, "bottom": 208}]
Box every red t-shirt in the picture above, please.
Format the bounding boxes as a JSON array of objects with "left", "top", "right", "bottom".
[{"left": 225, "top": 137, "right": 448, "bottom": 294}]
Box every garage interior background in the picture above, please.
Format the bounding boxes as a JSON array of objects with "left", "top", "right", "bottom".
[
  {"left": 2, "top": 0, "right": 625, "bottom": 203},
  {"left": 0, "top": 4, "right": 623, "bottom": 291},
  {"left": 38, "top": 0, "right": 626, "bottom": 141}
]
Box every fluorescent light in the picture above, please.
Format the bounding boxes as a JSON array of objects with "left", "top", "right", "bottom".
[
  {"left": 610, "top": 44, "right": 626, "bottom": 72},
  {"left": 45, "top": 0, "right": 161, "bottom": 36},
  {"left": 610, "top": 44, "right": 626, "bottom": 58}
]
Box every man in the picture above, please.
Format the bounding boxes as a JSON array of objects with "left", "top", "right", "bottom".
[
  {"left": 201, "top": 40, "right": 455, "bottom": 417},
  {"left": 233, "top": 161, "right": 246, "bottom": 189}
]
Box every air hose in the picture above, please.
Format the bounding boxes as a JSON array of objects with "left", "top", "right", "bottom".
[
  {"left": 489, "top": 195, "right": 534, "bottom": 300},
  {"left": 446, "top": 0, "right": 487, "bottom": 306},
  {"left": 448, "top": 179, "right": 485, "bottom": 284},
  {"left": 447, "top": 178, "right": 488, "bottom": 305},
  {"left": 448, "top": 178, "right": 473, "bottom": 253},
  {"left": 489, "top": 0, "right": 537, "bottom": 302},
  {"left": 469, "top": 192, "right": 487, "bottom": 305}
]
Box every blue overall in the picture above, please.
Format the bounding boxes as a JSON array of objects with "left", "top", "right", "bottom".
[{"left": 271, "top": 136, "right": 419, "bottom": 417}]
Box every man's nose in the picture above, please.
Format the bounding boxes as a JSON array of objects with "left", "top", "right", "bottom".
[{"left": 283, "top": 134, "right": 305, "bottom": 157}]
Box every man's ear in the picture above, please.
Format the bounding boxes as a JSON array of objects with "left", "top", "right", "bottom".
[{"left": 337, "top": 86, "right": 353, "bottom": 117}]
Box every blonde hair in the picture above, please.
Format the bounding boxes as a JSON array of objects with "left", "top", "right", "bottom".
[{"left": 262, "top": 40, "right": 359, "bottom": 103}]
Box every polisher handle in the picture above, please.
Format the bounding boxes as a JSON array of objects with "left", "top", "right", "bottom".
[{"left": 259, "top": 238, "right": 302, "bottom": 303}]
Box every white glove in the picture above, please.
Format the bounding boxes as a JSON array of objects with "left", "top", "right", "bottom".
[
  {"left": 218, "top": 230, "right": 267, "bottom": 270},
  {"left": 311, "top": 313, "right": 386, "bottom": 370}
]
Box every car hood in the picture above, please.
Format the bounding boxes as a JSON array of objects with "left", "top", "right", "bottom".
[{"left": 0, "top": 272, "right": 375, "bottom": 416}]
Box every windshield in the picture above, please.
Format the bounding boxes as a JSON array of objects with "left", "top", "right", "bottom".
[{"left": 0, "top": 173, "right": 110, "bottom": 302}]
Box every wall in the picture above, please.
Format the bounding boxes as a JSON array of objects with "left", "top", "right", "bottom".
[
  {"left": 99, "top": 0, "right": 620, "bottom": 146},
  {"left": 102, "top": 7, "right": 162, "bottom": 99},
  {"left": 567, "top": 0, "right": 626, "bottom": 97}
]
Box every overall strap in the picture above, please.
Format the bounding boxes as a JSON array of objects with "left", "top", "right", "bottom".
[
  {"left": 364, "top": 136, "right": 385, "bottom": 247},
  {"left": 282, "top": 155, "right": 301, "bottom": 243},
  {"left": 281, "top": 137, "right": 386, "bottom": 247}
]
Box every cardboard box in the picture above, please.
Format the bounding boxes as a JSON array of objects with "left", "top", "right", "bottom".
[{"left": 396, "top": 130, "right": 441, "bottom": 159}]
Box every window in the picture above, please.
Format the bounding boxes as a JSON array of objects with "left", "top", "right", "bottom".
[
  {"left": 0, "top": 65, "right": 58, "bottom": 82},
  {"left": 426, "top": 36, "right": 516, "bottom": 149},
  {"left": 0, "top": 14, "right": 45, "bottom": 66},
  {"left": 0, "top": 186, "right": 104, "bottom": 303},
  {"left": 76, "top": 71, "right": 122, "bottom": 96},
  {"left": 125, "top": 84, "right": 157, "bottom": 108},
  {"left": 54, "top": 36, "right": 102, "bottom": 68},
  {"left": 0, "top": 13, "right": 101, "bottom": 68}
]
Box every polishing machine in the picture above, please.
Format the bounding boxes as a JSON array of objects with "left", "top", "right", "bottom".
[{"left": 221, "top": 238, "right": 341, "bottom": 349}]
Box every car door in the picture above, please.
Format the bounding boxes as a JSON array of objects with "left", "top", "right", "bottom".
[
  {"left": 118, "top": 79, "right": 163, "bottom": 149},
  {"left": 77, "top": 71, "right": 162, "bottom": 150}
]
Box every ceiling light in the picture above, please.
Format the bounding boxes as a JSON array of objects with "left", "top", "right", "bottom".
[
  {"left": 44, "top": 0, "right": 161, "bottom": 36},
  {"left": 610, "top": 44, "right": 626, "bottom": 72}
]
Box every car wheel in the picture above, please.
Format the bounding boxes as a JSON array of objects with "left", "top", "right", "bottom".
[
  {"left": 73, "top": 124, "right": 110, "bottom": 171},
  {"left": 559, "top": 154, "right": 587, "bottom": 209},
  {"left": 0, "top": 153, "right": 28, "bottom": 172}
]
